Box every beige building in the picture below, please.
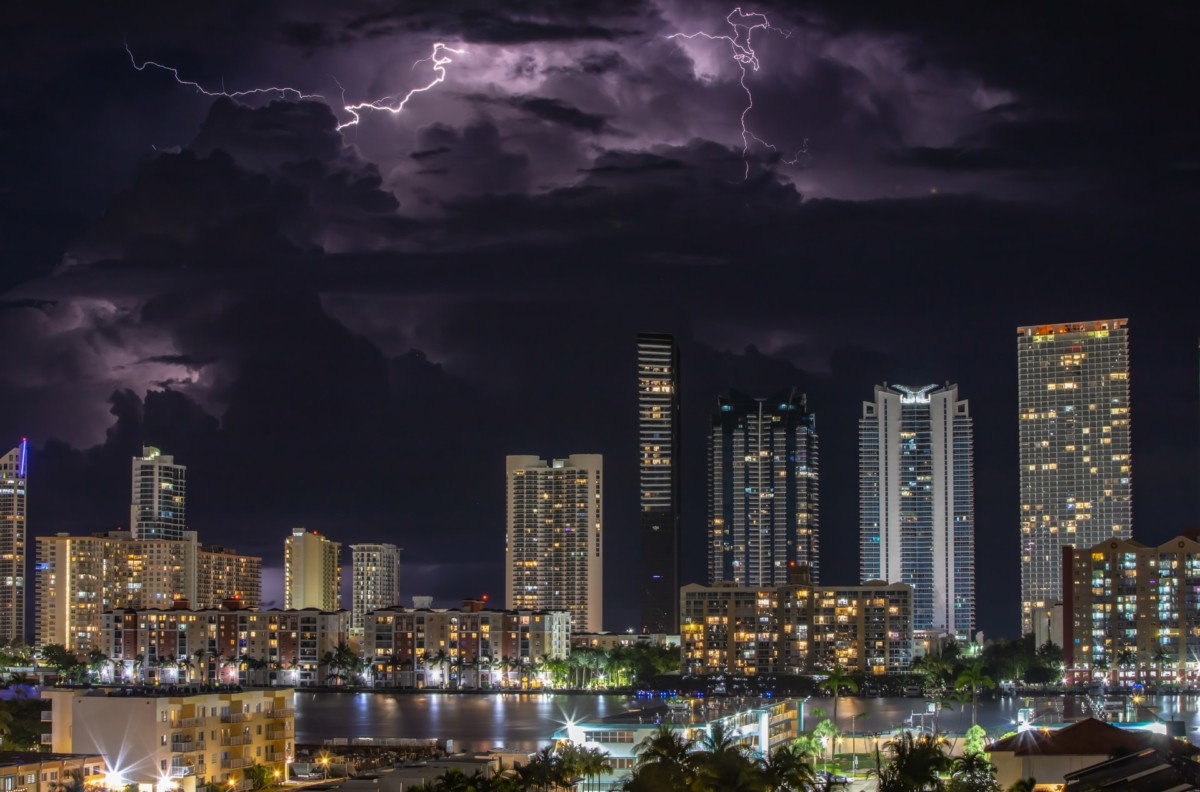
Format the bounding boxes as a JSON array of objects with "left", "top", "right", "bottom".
[
  {"left": 364, "top": 599, "right": 571, "bottom": 688},
  {"left": 285, "top": 528, "right": 341, "bottom": 611},
  {"left": 43, "top": 687, "right": 294, "bottom": 791},
  {"left": 1065, "top": 532, "right": 1200, "bottom": 685},
  {"left": 505, "top": 455, "right": 603, "bottom": 633},
  {"left": 0, "top": 441, "right": 28, "bottom": 644},
  {"left": 36, "top": 532, "right": 261, "bottom": 651},
  {"left": 680, "top": 579, "right": 914, "bottom": 676},
  {"left": 0, "top": 751, "right": 106, "bottom": 792},
  {"left": 101, "top": 603, "right": 349, "bottom": 687}
]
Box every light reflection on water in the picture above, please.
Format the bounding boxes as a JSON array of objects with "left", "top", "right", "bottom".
[{"left": 293, "top": 692, "right": 1200, "bottom": 753}]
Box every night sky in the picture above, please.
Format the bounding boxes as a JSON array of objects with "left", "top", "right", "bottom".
[{"left": 2, "top": 2, "right": 1198, "bottom": 641}]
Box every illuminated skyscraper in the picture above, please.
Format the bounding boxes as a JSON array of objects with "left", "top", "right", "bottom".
[
  {"left": 285, "top": 528, "right": 342, "bottom": 611},
  {"left": 708, "top": 391, "right": 819, "bottom": 587},
  {"left": 130, "top": 446, "right": 186, "bottom": 541},
  {"left": 350, "top": 543, "right": 401, "bottom": 635},
  {"left": 859, "top": 384, "right": 974, "bottom": 639},
  {"left": 505, "top": 454, "right": 603, "bottom": 632},
  {"left": 637, "top": 333, "right": 680, "bottom": 634},
  {"left": 0, "top": 439, "right": 28, "bottom": 642},
  {"left": 1018, "top": 319, "right": 1131, "bottom": 636}
]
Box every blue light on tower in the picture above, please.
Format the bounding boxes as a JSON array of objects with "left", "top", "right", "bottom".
[{"left": 18, "top": 438, "right": 27, "bottom": 478}]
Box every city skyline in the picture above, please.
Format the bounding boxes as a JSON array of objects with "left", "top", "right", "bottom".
[{"left": 2, "top": 3, "right": 1198, "bottom": 642}]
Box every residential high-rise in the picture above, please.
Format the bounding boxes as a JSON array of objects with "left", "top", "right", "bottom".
[
  {"left": 130, "top": 446, "right": 186, "bottom": 540},
  {"left": 859, "top": 384, "right": 975, "bottom": 639},
  {"left": 707, "top": 391, "right": 819, "bottom": 587},
  {"left": 637, "top": 333, "right": 681, "bottom": 634},
  {"left": 36, "top": 533, "right": 129, "bottom": 651},
  {"left": 350, "top": 543, "right": 401, "bottom": 635},
  {"left": 0, "top": 439, "right": 28, "bottom": 643},
  {"left": 1018, "top": 319, "right": 1131, "bottom": 635},
  {"left": 284, "top": 528, "right": 341, "bottom": 611},
  {"left": 197, "top": 545, "right": 263, "bottom": 609},
  {"left": 505, "top": 455, "right": 603, "bottom": 633}
]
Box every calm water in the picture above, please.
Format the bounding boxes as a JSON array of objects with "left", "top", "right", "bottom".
[{"left": 293, "top": 692, "right": 1200, "bottom": 753}]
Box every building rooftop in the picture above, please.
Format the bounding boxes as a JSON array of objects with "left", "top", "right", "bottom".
[
  {"left": 1018, "top": 319, "right": 1128, "bottom": 336},
  {"left": 988, "top": 718, "right": 1198, "bottom": 757},
  {"left": 0, "top": 751, "right": 102, "bottom": 764}
]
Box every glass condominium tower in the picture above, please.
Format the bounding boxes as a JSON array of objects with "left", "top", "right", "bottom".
[
  {"left": 638, "top": 333, "right": 680, "bottom": 634},
  {"left": 131, "top": 446, "right": 186, "bottom": 541},
  {"left": 0, "top": 439, "right": 27, "bottom": 643},
  {"left": 859, "top": 384, "right": 974, "bottom": 639},
  {"left": 708, "top": 390, "right": 819, "bottom": 587},
  {"left": 1018, "top": 319, "right": 1131, "bottom": 636}
]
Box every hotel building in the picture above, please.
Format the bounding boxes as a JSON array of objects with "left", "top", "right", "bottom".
[
  {"left": 42, "top": 686, "right": 295, "bottom": 791},
  {"left": 350, "top": 543, "right": 401, "bottom": 636},
  {"left": 1018, "top": 319, "right": 1131, "bottom": 635},
  {"left": 680, "top": 579, "right": 913, "bottom": 676},
  {"left": 505, "top": 455, "right": 603, "bottom": 633},
  {"left": 1064, "top": 533, "right": 1200, "bottom": 685},
  {"left": 284, "top": 528, "right": 341, "bottom": 612},
  {"left": 131, "top": 447, "right": 187, "bottom": 541},
  {"left": 637, "top": 333, "right": 681, "bottom": 634},
  {"left": 364, "top": 600, "right": 571, "bottom": 688},
  {"left": 0, "top": 439, "right": 28, "bottom": 643},
  {"left": 708, "top": 391, "right": 819, "bottom": 587},
  {"left": 859, "top": 383, "right": 975, "bottom": 639}
]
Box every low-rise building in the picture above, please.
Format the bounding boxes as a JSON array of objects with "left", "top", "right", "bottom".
[
  {"left": 571, "top": 633, "right": 679, "bottom": 651},
  {"left": 680, "top": 580, "right": 914, "bottom": 676},
  {"left": 553, "top": 698, "right": 800, "bottom": 778},
  {"left": 364, "top": 599, "right": 571, "bottom": 688},
  {"left": 42, "top": 687, "right": 295, "bottom": 792},
  {"left": 101, "top": 603, "right": 349, "bottom": 686},
  {"left": 0, "top": 752, "right": 105, "bottom": 792}
]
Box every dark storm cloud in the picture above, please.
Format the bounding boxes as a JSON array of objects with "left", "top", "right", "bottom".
[{"left": 484, "top": 95, "right": 615, "bottom": 134}]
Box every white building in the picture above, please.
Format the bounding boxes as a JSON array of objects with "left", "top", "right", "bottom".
[
  {"left": 859, "top": 383, "right": 975, "bottom": 639},
  {"left": 131, "top": 447, "right": 187, "bottom": 541},
  {"left": 284, "top": 528, "right": 341, "bottom": 611},
  {"left": 1018, "top": 319, "right": 1131, "bottom": 635},
  {"left": 0, "top": 439, "right": 28, "bottom": 643},
  {"left": 505, "top": 454, "right": 603, "bottom": 633},
  {"left": 350, "top": 543, "right": 401, "bottom": 636}
]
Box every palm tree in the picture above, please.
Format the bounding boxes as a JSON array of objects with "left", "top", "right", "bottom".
[
  {"left": 430, "top": 649, "right": 449, "bottom": 689},
  {"left": 630, "top": 724, "right": 696, "bottom": 790},
  {"left": 1006, "top": 778, "right": 1037, "bottom": 792},
  {"left": 820, "top": 665, "right": 859, "bottom": 734},
  {"left": 950, "top": 750, "right": 999, "bottom": 791},
  {"left": 193, "top": 648, "right": 207, "bottom": 684},
  {"left": 760, "top": 742, "right": 817, "bottom": 791},
  {"left": 49, "top": 769, "right": 87, "bottom": 792},
  {"left": 86, "top": 648, "right": 109, "bottom": 682},
  {"left": 1152, "top": 648, "right": 1174, "bottom": 687},
  {"left": 955, "top": 659, "right": 996, "bottom": 727},
  {"left": 870, "top": 732, "right": 950, "bottom": 792},
  {"left": 1116, "top": 647, "right": 1138, "bottom": 686}
]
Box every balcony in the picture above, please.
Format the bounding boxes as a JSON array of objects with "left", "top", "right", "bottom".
[
  {"left": 220, "top": 713, "right": 249, "bottom": 723},
  {"left": 221, "top": 735, "right": 252, "bottom": 747},
  {"left": 168, "top": 765, "right": 196, "bottom": 778},
  {"left": 41, "top": 711, "right": 53, "bottom": 722},
  {"left": 177, "top": 717, "right": 206, "bottom": 728},
  {"left": 221, "top": 758, "right": 253, "bottom": 770},
  {"left": 266, "top": 726, "right": 291, "bottom": 740},
  {"left": 266, "top": 709, "right": 295, "bottom": 719},
  {"left": 171, "top": 740, "right": 206, "bottom": 753},
  {"left": 265, "top": 751, "right": 287, "bottom": 763}
]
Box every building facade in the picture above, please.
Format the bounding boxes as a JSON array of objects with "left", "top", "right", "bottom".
[
  {"left": 42, "top": 686, "right": 295, "bottom": 791},
  {"left": 101, "top": 604, "right": 349, "bottom": 687},
  {"left": 284, "top": 528, "right": 341, "bottom": 612},
  {"left": 0, "top": 751, "right": 106, "bottom": 792},
  {"left": 0, "top": 440, "right": 28, "bottom": 643},
  {"left": 350, "top": 543, "right": 401, "bottom": 636},
  {"left": 364, "top": 601, "right": 571, "bottom": 688},
  {"left": 859, "top": 383, "right": 975, "bottom": 639},
  {"left": 505, "top": 455, "right": 603, "bottom": 633},
  {"left": 1064, "top": 534, "right": 1200, "bottom": 686},
  {"left": 196, "top": 546, "right": 263, "bottom": 610},
  {"left": 637, "top": 333, "right": 681, "bottom": 634},
  {"left": 680, "top": 580, "right": 913, "bottom": 676},
  {"left": 708, "top": 391, "right": 820, "bottom": 587},
  {"left": 1018, "top": 319, "right": 1131, "bottom": 635},
  {"left": 131, "top": 447, "right": 187, "bottom": 541}
]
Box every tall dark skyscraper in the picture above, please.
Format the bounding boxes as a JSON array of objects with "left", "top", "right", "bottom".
[
  {"left": 638, "top": 333, "right": 680, "bottom": 633},
  {"left": 708, "top": 390, "right": 820, "bottom": 587}
]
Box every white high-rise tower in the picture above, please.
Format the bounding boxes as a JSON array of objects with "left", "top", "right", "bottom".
[{"left": 130, "top": 447, "right": 186, "bottom": 541}]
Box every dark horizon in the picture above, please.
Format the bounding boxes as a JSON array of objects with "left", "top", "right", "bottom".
[{"left": 3, "top": 1, "right": 1198, "bottom": 643}]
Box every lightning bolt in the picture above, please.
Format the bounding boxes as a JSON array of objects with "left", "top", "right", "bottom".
[
  {"left": 668, "top": 8, "right": 807, "bottom": 179},
  {"left": 125, "top": 42, "right": 464, "bottom": 133}
]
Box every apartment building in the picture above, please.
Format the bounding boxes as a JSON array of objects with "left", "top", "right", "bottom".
[{"left": 0, "top": 752, "right": 105, "bottom": 792}]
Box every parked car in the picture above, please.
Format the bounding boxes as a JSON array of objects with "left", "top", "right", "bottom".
[{"left": 818, "top": 770, "right": 850, "bottom": 788}]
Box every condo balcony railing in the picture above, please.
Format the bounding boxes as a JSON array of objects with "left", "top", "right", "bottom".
[
  {"left": 266, "top": 708, "right": 295, "bottom": 719},
  {"left": 220, "top": 712, "right": 250, "bottom": 723},
  {"left": 171, "top": 740, "right": 206, "bottom": 753},
  {"left": 266, "top": 726, "right": 291, "bottom": 740},
  {"left": 177, "top": 717, "right": 206, "bottom": 728},
  {"left": 221, "top": 758, "right": 254, "bottom": 770},
  {"left": 220, "top": 735, "right": 253, "bottom": 746}
]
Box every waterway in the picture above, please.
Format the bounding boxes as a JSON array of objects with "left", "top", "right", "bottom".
[{"left": 293, "top": 692, "right": 1200, "bottom": 753}]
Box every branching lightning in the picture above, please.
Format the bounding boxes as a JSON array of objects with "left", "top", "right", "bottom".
[
  {"left": 668, "top": 8, "right": 806, "bottom": 178},
  {"left": 125, "top": 42, "right": 465, "bottom": 133}
]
